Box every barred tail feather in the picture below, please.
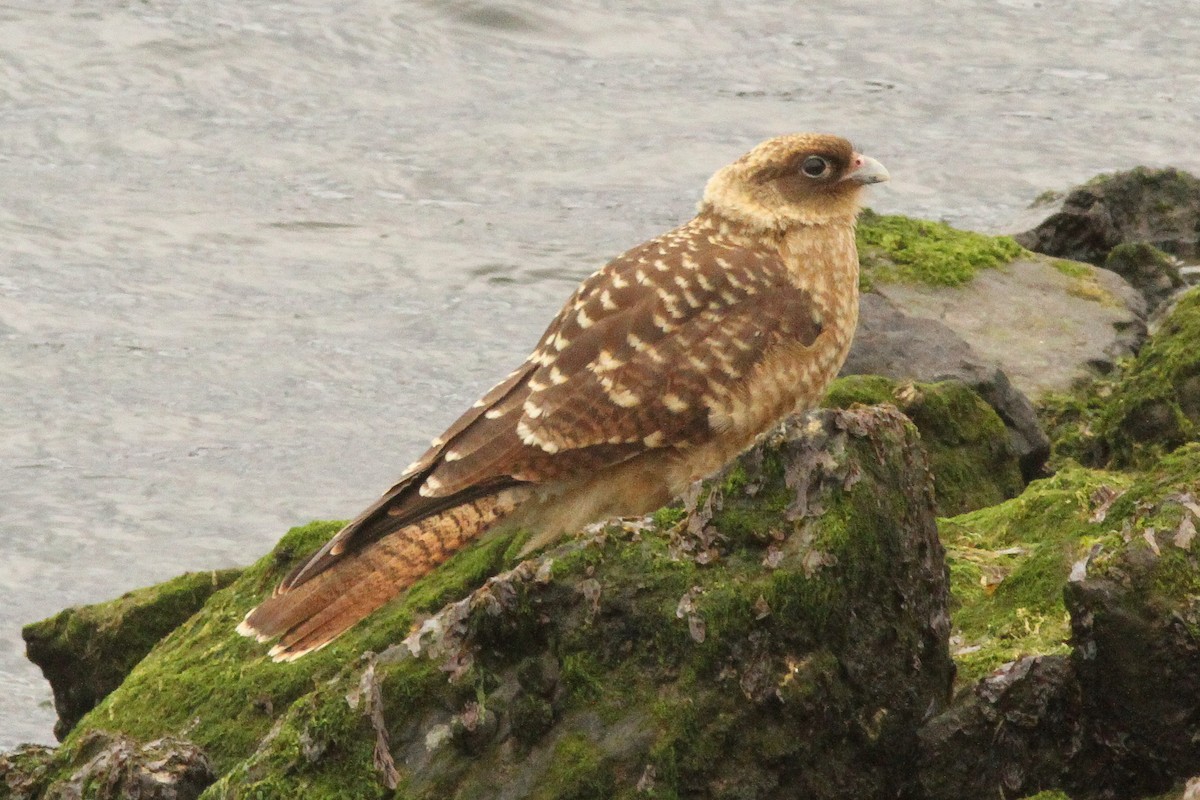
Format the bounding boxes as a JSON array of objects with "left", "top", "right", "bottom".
[{"left": 238, "top": 494, "right": 518, "bottom": 661}]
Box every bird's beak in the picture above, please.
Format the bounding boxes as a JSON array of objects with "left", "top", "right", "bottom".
[{"left": 843, "top": 153, "right": 889, "bottom": 185}]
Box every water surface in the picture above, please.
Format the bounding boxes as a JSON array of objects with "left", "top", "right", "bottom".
[{"left": 2, "top": 0, "right": 1198, "bottom": 746}]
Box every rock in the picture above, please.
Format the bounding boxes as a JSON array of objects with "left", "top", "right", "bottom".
[
  {"left": 0, "top": 744, "right": 56, "bottom": 799},
  {"left": 852, "top": 210, "right": 1145, "bottom": 429},
  {"left": 18, "top": 406, "right": 953, "bottom": 799},
  {"left": 918, "top": 655, "right": 1085, "bottom": 800},
  {"left": 871, "top": 258, "right": 1145, "bottom": 399},
  {"left": 843, "top": 292, "right": 1050, "bottom": 480},
  {"left": 23, "top": 569, "right": 242, "bottom": 740},
  {"left": 0, "top": 734, "right": 213, "bottom": 800},
  {"left": 1013, "top": 167, "right": 1200, "bottom": 266},
  {"left": 824, "top": 375, "right": 1025, "bottom": 515},
  {"left": 49, "top": 731, "right": 213, "bottom": 800},
  {"left": 1104, "top": 242, "right": 1186, "bottom": 311}
]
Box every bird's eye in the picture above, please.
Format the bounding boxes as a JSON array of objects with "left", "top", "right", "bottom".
[{"left": 801, "top": 155, "right": 830, "bottom": 178}]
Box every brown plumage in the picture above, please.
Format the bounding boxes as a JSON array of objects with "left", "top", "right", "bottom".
[{"left": 238, "top": 133, "right": 889, "bottom": 660}]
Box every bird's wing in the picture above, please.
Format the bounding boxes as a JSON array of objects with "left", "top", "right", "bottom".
[{"left": 281, "top": 224, "right": 823, "bottom": 590}]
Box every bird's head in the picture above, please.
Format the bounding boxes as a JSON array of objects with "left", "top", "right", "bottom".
[{"left": 700, "top": 133, "right": 889, "bottom": 232}]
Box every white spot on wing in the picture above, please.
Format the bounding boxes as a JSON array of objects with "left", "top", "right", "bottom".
[
  {"left": 606, "top": 386, "right": 640, "bottom": 407},
  {"left": 662, "top": 393, "right": 689, "bottom": 413},
  {"left": 523, "top": 399, "right": 545, "bottom": 419},
  {"left": 517, "top": 419, "right": 560, "bottom": 453},
  {"left": 591, "top": 350, "right": 624, "bottom": 372},
  {"left": 652, "top": 312, "right": 677, "bottom": 333}
]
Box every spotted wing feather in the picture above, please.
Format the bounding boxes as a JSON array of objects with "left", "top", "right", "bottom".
[{"left": 280, "top": 221, "right": 821, "bottom": 589}]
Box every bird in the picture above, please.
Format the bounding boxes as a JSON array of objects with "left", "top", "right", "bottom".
[{"left": 238, "top": 133, "right": 889, "bottom": 661}]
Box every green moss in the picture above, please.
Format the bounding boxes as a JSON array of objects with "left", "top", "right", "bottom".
[
  {"left": 856, "top": 210, "right": 1024, "bottom": 289},
  {"left": 1088, "top": 443, "right": 1200, "bottom": 602},
  {"left": 825, "top": 375, "right": 1024, "bottom": 516},
  {"left": 1037, "top": 377, "right": 1117, "bottom": 470},
  {"left": 941, "top": 465, "right": 1133, "bottom": 683},
  {"left": 530, "top": 734, "right": 615, "bottom": 800},
  {"left": 1051, "top": 259, "right": 1091, "bottom": 279},
  {"left": 1017, "top": 792, "right": 1071, "bottom": 800},
  {"left": 823, "top": 374, "right": 895, "bottom": 408}
]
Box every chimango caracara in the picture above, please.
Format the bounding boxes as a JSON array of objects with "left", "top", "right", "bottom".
[{"left": 239, "top": 133, "right": 889, "bottom": 660}]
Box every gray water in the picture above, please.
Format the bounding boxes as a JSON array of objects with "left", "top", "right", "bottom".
[{"left": 2, "top": 0, "right": 1198, "bottom": 748}]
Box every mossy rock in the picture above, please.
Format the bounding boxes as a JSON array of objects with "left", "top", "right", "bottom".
[
  {"left": 1064, "top": 442, "right": 1200, "bottom": 795},
  {"left": 1015, "top": 167, "right": 1200, "bottom": 266},
  {"left": 824, "top": 375, "right": 1025, "bottom": 516},
  {"left": 22, "top": 568, "right": 242, "bottom": 740},
  {"left": 924, "top": 443, "right": 1200, "bottom": 798},
  {"left": 855, "top": 228, "right": 1144, "bottom": 399},
  {"left": 1104, "top": 242, "right": 1185, "bottom": 310},
  {"left": 856, "top": 210, "right": 1025, "bottom": 290},
  {"left": 24, "top": 406, "right": 953, "bottom": 799},
  {"left": 1040, "top": 286, "right": 1200, "bottom": 469},
  {"left": 938, "top": 464, "right": 1130, "bottom": 685}
]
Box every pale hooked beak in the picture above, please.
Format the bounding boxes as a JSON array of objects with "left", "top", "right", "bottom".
[{"left": 844, "top": 153, "right": 889, "bottom": 185}]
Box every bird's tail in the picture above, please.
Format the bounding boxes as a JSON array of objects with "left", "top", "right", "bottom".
[{"left": 237, "top": 494, "right": 518, "bottom": 661}]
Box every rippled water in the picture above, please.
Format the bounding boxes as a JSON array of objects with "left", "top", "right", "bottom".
[{"left": 2, "top": 0, "right": 1198, "bottom": 747}]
